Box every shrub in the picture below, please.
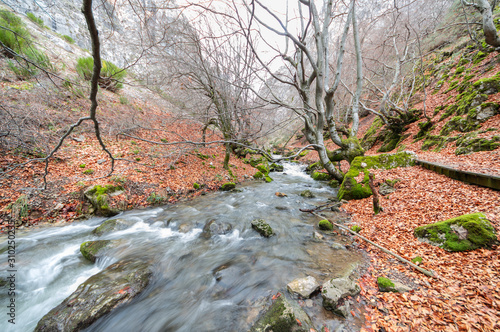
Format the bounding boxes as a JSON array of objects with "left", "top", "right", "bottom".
[
  {"left": 62, "top": 34, "right": 75, "bottom": 44},
  {"left": 76, "top": 56, "right": 127, "bottom": 92},
  {"left": 26, "top": 12, "right": 44, "bottom": 27}
]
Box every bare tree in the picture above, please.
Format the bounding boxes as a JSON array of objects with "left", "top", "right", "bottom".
[{"left": 462, "top": 0, "right": 500, "bottom": 47}]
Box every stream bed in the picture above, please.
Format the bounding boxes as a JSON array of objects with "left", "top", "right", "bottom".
[{"left": 0, "top": 163, "right": 365, "bottom": 331}]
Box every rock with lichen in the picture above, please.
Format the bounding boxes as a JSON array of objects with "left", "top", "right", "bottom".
[{"left": 251, "top": 219, "right": 274, "bottom": 237}]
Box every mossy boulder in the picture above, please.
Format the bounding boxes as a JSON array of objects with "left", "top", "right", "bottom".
[
  {"left": 251, "top": 219, "right": 274, "bottom": 237},
  {"left": 473, "top": 74, "right": 500, "bottom": 95},
  {"left": 414, "top": 213, "right": 498, "bottom": 252},
  {"left": 269, "top": 163, "right": 284, "bottom": 172},
  {"left": 455, "top": 135, "right": 500, "bottom": 155},
  {"left": 34, "top": 260, "right": 152, "bottom": 332},
  {"left": 338, "top": 151, "right": 416, "bottom": 200},
  {"left": 300, "top": 190, "right": 315, "bottom": 198},
  {"left": 319, "top": 219, "right": 333, "bottom": 230},
  {"left": 220, "top": 182, "right": 236, "bottom": 191},
  {"left": 361, "top": 117, "right": 384, "bottom": 150},
  {"left": 91, "top": 218, "right": 133, "bottom": 236},
  {"left": 377, "top": 277, "right": 394, "bottom": 292},
  {"left": 440, "top": 116, "right": 479, "bottom": 136},
  {"left": 249, "top": 294, "right": 314, "bottom": 332},
  {"left": 80, "top": 240, "right": 122, "bottom": 263},
  {"left": 305, "top": 161, "right": 322, "bottom": 174},
  {"left": 84, "top": 185, "right": 124, "bottom": 217},
  {"left": 311, "top": 171, "right": 332, "bottom": 181}
]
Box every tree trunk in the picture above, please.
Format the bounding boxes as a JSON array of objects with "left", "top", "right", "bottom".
[
  {"left": 368, "top": 173, "right": 382, "bottom": 215},
  {"left": 475, "top": 0, "right": 500, "bottom": 47}
]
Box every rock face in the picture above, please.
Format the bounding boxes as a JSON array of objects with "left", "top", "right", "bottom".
[
  {"left": 338, "top": 151, "right": 416, "bottom": 200},
  {"left": 414, "top": 212, "right": 497, "bottom": 251},
  {"left": 80, "top": 240, "right": 122, "bottom": 263},
  {"left": 249, "top": 294, "right": 314, "bottom": 332},
  {"left": 287, "top": 276, "right": 320, "bottom": 298},
  {"left": 84, "top": 185, "right": 124, "bottom": 217},
  {"left": 322, "top": 265, "right": 360, "bottom": 315},
  {"left": 92, "top": 218, "right": 133, "bottom": 236},
  {"left": 201, "top": 219, "right": 233, "bottom": 239},
  {"left": 251, "top": 219, "right": 275, "bottom": 237},
  {"left": 34, "top": 260, "right": 152, "bottom": 332}
]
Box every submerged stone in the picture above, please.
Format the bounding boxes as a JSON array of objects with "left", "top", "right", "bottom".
[
  {"left": 201, "top": 219, "right": 233, "bottom": 239},
  {"left": 34, "top": 260, "right": 152, "bottom": 332},
  {"left": 249, "top": 294, "right": 314, "bottom": 332},
  {"left": 414, "top": 212, "right": 497, "bottom": 251},
  {"left": 300, "top": 189, "right": 315, "bottom": 198},
  {"left": 287, "top": 276, "right": 320, "bottom": 298},
  {"left": 91, "top": 218, "right": 133, "bottom": 236},
  {"left": 80, "top": 240, "right": 122, "bottom": 263},
  {"left": 251, "top": 219, "right": 274, "bottom": 237}
]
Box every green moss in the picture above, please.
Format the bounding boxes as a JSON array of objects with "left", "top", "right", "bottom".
[
  {"left": 328, "top": 179, "right": 339, "bottom": 188},
  {"left": 251, "top": 219, "right": 275, "bottom": 237},
  {"left": 422, "top": 135, "right": 447, "bottom": 151},
  {"left": 80, "top": 240, "right": 112, "bottom": 262},
  {"left": 377, "top": 277, "right": 395, "bottom": 289},
  {"left": 83, "top": 169, "right": 94, "bottom": 175},
  {"left": 414, "top": 213, "right": 497, "bottom": 251},
  {"left": 455, "top": 135, "right": 500, "bottom": 155},
  {"left": 256, "top": 164, "right": 269, "bottom": 174},
  {"left": 92, "top": 219, "right": 118, "bottom": 236},
  {"left": 249, "top": 296, "right": 298, "bottom": 332},
  {"left": 220, "top": 182, "right": 236, "bottom": 191},
  {"left": 338, "top": 152, "right": 415, "bottom": 200},
  {"left": 473, "top": 51, "right": 488, "bottom": 65},
  {"left": 473, "top": 74, "right": 500, "bottom": 95},
  {"left": 193, "top": 183, "right": 200, "bottom": 189},
  {"left": 197, "top": 153, "right": 210, "bottom": 160},
  {"left": 305, "top": 161, "right": 323, "bottom": 173},
  {"left": 269, "top": 163, "right": 284, "bottom": 172},
  {"left": 253, "top": 171, "right": 264, "bottom": 179},
  {"left": 311, "top": 171, "right": 332, "bottom": 181},
  {"left": 264, "top": 175, "right": 273, "bottom": 183},
  {"left": 411, "top": 256, "right": 423, "bottom": 264},
  {"left": 351, "top": 225, "right": 362, "bottom": 233},
  {"left": 319, "top": 220, "right": 333, "bottom": 230},
  {"left": 440, "top": 116, "right": 479, "bottom": 136},
  {"left": 414, "top": 120, "right": 433, "bottom": 139},
  {"left": 300, "top": 190, "right": 315, "bottom": 198},
  {"left": 454, "top": 66, "right": 465, "bottom": 76}
]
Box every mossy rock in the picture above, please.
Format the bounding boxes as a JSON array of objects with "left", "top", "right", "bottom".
[
  {"left": 440, "top": 116, "right": 479, "bottom": 136},
  {"left": 338, "top": 151, "right": 416, "bottom": 200},
  {"left": 361, "top": 117, "right": 384, "bottom": 150},
  {"left": 248, "top": 156, "right": 265, "bottom": 167},
  {"left": 249, "top": 294, "right": 314, "bottom": 332},
  {"left": 311, "top": 171, "right": 332, "bottom": 181},
  {"left": 350, "top": 225, "right": 361, "bottom": 233},
  {"left": 421, "top": 135, "right": 448, "bottom": 151},
  {"left": 455, "top": 135, "right": 500, "bottom": 155},
  {"left": 377, "top": 277, "right": 395, "bottom": 292},
  {"left": 300, "top": 190, "right": 315, "bottom": 198},
  {"left": 193, "top": 183, "right": 200, "bottom": 189},
  {"left": 319, "top": 220, "right": 333, "bottom": 231},
  {"left": 220, "top": 182, "right": 236, "bottom": 191},
  {"left": 80, "top": 240, "right": 121, "bottom": 263},
  {"left": 269, "top": 163, "right": 284, "bottom": 172},
  {"left": 84, "top": 185, "right": 124, "bottom": 217},
  {"left": 473, "top": 74, "right": 500, "bottom": 95},
  {"left": 91, "top": 218, "right": 132, "bottom": 236},
  {"left": 254, "top": 171, "right": 264, "bottom": 179},
  {"left": 256, "top": 164, "right": 270, "bottom": 174},
  {"left": 414, "top": 213, "right": 498, "bottom": 252},
  {"left": 328, "top": 179, "right": 339, "bottom": 188},
  {"left": 305, "top": 161, "right": 322, "bottom": 174},
  {"left": 251, "top": 219, "right": 274, "bottom": 237},
  {"left": 264, "top": 175, "right": 273, "bottom": 183}
]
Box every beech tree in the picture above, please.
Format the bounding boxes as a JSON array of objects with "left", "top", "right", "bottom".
[
  {"left": 234, "top": 0, "right": 364, "bottom": 181},
  {"left": 462, "top": 0, "right": 500, "bottom": 47}
]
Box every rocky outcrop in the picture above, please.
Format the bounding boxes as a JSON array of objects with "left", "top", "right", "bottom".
[
  {"left": 34, "top": 259, "right": 152, "bottom": 332},
  {"left": 249, "top": 294, "right": 314, "bottom": 332},
  {"left": 251, "top": 219, "right": 274, "bottom": 237},
  {"left": 287, "top": 276, "right": 320, "bottom": 298},
  {"left": 414, "top": 212, "right": 497, "bottom": 251}
]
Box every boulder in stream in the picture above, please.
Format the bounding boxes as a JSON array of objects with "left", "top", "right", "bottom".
[
  {"left": 322, "top": 264, "right": 360, "bottom": 315},
  {"left": 251, "top": 219, "right": 275, "bottom": 237},
  {"left": 34, "top": 259, "right": 152, "bottom": 332},
  {"left": 91, "top": 218, "right": 133, "bottom": 236},
  {"left": 201, "top": 219, "right": 233, "bottom": 239},
  {"left": 80, "top": 240, "right": 122, "bottom": 263},
  {"left": 249, "top": 293, "right": 314, "bottom": 332},
  {"left": 84, "top": 184, "right": 124, "bottom": 217},
  {"left": 287, "top": 276, "right": 320, "bottom": 298}
]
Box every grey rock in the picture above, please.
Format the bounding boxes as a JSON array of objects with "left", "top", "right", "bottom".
[
  {"left": 322, "top": 265, "right": 360, "bottom": 312},
  {"left": 300, "top": 190, "right": 315, "bottom": 198},
  {"left": 379, "top": 182, "right": 396, "bottom": 196},
  {"left": 287, "top": 276, "right": 320, "bottom": 298},
  {"left": 34, "top": 260, "right": 152, "bottom": 332},
  {"left": 201, "top": 219, "right": 233, "bottom": 239},
  {"left": 251, "top": 219, "right": 274, "bottom": 237}
]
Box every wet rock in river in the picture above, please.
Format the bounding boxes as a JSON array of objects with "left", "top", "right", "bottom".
[
  {"left": 201, "top": 219, "right": 233, "bottom": 239},
  {"left": 91, "top": 218, "right": 134, "bottom": 236},
  {"left": 249, "top": 293, "right": 314, "bottom": 332},
  {"left": 251, "top": 219, "right": 275, "bottom": 237},
  {"left": 287, "top": 276, "right": 320, "bottom": 298},
  {"left": 34, "top": 259, "right": 152, "bottom": 332},
  {"left": 80, "top": 240, "right": 122, "bottom": 263},
  {"left": 322, "top": 264, "right": 360, "bottom": 314}
]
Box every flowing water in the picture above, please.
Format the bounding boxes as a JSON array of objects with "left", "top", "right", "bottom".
[{"left": 0, "top": 163, "right": 364, "bottom": 331}]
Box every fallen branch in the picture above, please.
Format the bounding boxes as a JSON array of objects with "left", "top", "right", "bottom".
[{"left": 309, "top": 211, "right": 436, "bottom": 278}]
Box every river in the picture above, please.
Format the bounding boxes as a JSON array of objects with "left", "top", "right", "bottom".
[{"left": 0, "top": 163, "right": 364, "bottom": 331}]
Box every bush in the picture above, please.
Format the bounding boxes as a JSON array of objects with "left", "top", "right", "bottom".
[
  {"left": 62, "top": 34, "right": 75, "bottom": 44},
  {"left": 26, "top": 12, "right": 44, "bottom": 27},
  {"left": 1, "top": 10, "right": 53, "bottom": 78},
  {"left": 76, "top": 56, "right": 127, "bottom": 92}
]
